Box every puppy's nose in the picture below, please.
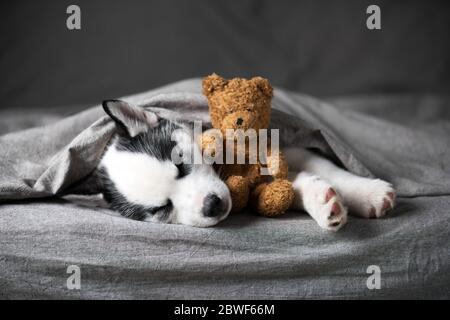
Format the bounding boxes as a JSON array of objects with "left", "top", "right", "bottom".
[
  {"left": 202, "top": 194, "right": 225, "bottom": 217},
  {"left": 236, "top": 118, "right": 244, "bottom": 126}
]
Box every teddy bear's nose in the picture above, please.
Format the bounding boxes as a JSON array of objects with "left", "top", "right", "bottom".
[{"left": 236, "top": 118, "right": 244, "bottom": 126}]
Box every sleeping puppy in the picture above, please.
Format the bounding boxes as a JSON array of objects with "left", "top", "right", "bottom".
[
  {"left": 99, "top": 100, "right": 395, "bottom": 231},
  {"left": 98, "top": 100, "right": 231, "bottom": 227}
]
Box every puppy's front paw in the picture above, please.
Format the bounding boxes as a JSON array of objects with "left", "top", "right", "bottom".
[
  {"left": 323, "top": 188, "right": 348, "bottom": 230},
  {"left": 315, "top": 187, "right": 348, "bottom": 231},
  {"left": 347, "top": 179, "right": 396, "bottom": 219},
  {"left": 293, "top": 173, "right": 348, "bottom": 231}
]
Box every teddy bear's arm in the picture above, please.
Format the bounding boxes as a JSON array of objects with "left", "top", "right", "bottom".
[
  {"left": 200, "top": 130, "right": 223, "bottom": 159},
  {"left": 225, "top": 175, "right": 250, "bottom": 213}
]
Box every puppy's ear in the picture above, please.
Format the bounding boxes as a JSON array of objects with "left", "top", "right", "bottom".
[
  {"left": 102, "top": 100, "right": 158, "bottom": 137},
  {"left": 252, "top": 76, "right": 273, "bottom": 99},
  {"left": 202, "top": 73, "right": 227, "bottom": 96}
]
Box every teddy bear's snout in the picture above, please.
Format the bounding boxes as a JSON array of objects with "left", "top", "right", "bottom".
[{"left": 221, "top": 111, "right": 256, "bottom": 132}]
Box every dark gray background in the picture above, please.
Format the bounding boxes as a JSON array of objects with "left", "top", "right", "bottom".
[{"left": 1, "top": 0, "right": 449, "bottom": 108}]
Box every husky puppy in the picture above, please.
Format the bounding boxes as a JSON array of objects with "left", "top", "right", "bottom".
[
  {"left": 99, "top": 100, "right": 395, "bottom": 231},
  {"left": 99, "top": 100, "right": 231, "bottom": 227}
]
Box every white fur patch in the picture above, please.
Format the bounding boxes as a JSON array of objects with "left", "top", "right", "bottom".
[{"left": 101, "top": 146, "right": 177, "bottom": 207}]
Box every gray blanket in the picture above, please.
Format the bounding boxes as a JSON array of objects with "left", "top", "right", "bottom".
[{"left": 1, "top": 79, "right": 449, "bottom": 299}]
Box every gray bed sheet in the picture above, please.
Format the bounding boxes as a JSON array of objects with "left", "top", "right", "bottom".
[
  {"left": 1, "top": 79, "right": 449, "bottom": 299},
  {"left": 1, "top": 195, "right": 449, "bottom": 299}
]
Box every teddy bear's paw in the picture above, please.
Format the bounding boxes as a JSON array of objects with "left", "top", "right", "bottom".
[
  {"left": 252, "top": 179, "right": 295, "bottom": 217},
  {"left": 292, "top": 172, "right": 347, "bottom": 231},
  {"left": 339, "top": 178, "right": 396, "bottom": 219}
]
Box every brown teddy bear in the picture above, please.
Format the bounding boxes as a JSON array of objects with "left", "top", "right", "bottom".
[{"left": 201, "top": 73, "right": 295, "bottom": 217}]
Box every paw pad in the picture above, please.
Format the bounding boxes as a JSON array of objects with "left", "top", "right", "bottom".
[
  {"left": 329, "top": 202, "right": 341, "bottom": 217},
  {"left": 325, "top": 188, "right": 336, "bottom": 202}
]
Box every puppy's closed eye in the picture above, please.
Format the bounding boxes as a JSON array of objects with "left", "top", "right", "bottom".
[{"left": 148, "top": 200, "right": 173, "bottom": 219}]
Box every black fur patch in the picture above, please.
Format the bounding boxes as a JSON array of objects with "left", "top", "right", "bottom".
[
  {"left": 115, "top": 119, "right": 179, "bottom": 161},
  {"left": 176, "top": 163, "right": 192, "bottom": 179}
]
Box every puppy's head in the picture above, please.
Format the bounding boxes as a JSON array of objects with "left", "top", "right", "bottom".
[{"left": 99, "top": 100, "right": 231, "bottom": 227}]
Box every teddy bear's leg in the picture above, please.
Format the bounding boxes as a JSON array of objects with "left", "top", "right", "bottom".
[
  {"left": 250, "top": 179, "right": 295, "bottom": 217},
  {"left": 225, "top": 175, "right": 250, "bottom": 213}
]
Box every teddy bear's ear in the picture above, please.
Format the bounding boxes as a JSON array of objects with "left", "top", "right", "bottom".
[
  {"left": 202, "top": 73, "right": 228, "bottom": 95},
  {"left": 252, "top": 76, "right": 273, "bottom": 98}
]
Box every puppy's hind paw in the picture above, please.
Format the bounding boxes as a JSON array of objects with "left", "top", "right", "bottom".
[{"left": 349, "top": 179, "right": 396, "bottom": 219}]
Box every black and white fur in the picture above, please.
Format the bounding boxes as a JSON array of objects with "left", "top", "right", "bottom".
[
  {"left": 99, "top": 100, "right": 395, "bottom": 231},
  {"left": 99, "top": 100, "right": 231, "bottom": 227}
]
